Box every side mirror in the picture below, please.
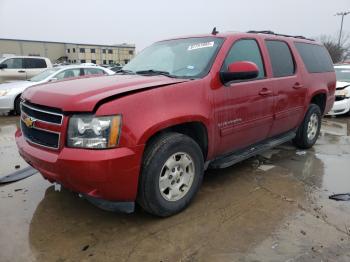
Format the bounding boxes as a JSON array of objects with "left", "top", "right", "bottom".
[
  {"left": 0, "top": 64, "right": 8, "bottom": 69},
  {"left": 220, "top": 61, "right": 259, "bottom": 84}
]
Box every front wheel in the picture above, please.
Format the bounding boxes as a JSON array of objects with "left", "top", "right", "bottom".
[
  {"left": 14, "top": 96, "right": 21, "bottom": 115},
  {"left": 293, "top": 104, "right": 322, "bottom": 149},
  {"left": 138, "top": 132, "right": 204, "bottom": 217}
]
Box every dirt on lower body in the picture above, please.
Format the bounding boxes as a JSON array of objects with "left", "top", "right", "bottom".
[{"left": 1, "top": 116, "right": 350, "bottom": 262}]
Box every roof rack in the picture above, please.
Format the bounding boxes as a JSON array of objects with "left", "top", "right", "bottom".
[{"left": 247, "top": 30, "right": 315, "bottom": 41}]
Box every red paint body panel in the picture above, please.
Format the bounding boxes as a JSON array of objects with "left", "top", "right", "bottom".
[
  {"left": 16, "top": 32, "right": 336, "bottom": 202},
  {"left": 23, "top": 74, "right": 189, "bottom": 112}
]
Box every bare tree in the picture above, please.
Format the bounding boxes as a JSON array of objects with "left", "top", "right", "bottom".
[{"left": 317, "top": 33, "right": 350, "bottom": 63}]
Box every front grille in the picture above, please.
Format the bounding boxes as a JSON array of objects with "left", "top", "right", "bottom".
[
  {"left": 21, "top": 103, "right": 63, "bottom": 124},
  {"left": 20, "top": 102, "right": 63, "bottom": 150},
  {"left": 21, "top": 121, "right": 60, "bottom": 149}
]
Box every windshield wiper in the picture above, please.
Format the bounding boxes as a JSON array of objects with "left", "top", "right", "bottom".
[
  {"left": 115, "top": 69, "right": 135, "bottom": 75},
  {"left": 136, "top": 69, "right": 177, "bottom": 78}
]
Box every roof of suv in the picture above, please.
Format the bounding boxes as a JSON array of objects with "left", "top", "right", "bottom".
[{"left": 160, "top": 31, "right": 319, "bottom": 45}]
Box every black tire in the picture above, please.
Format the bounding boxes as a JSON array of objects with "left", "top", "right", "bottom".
[
  {"left": 137, "top": 132, "right": 204, "bottom": 217},
  {"left": 14, "top": 96, "right": 21, "bottom": 116},
  {"left": 293, "top": 104, "right": 322, "bottom": 149}
]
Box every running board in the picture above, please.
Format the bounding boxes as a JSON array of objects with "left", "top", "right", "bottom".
[{"left": 209, "top": 131, "right": 296, "bottom": 169}]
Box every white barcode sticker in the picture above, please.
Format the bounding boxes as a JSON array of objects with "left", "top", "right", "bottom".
[{"left": 188, "top": 41, "right": 214, "bottom": 51}]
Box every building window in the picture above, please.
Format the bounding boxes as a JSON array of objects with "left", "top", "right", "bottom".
[
  {"left": 73, "top": 48, "right": 76, "bottom": 53},
  {"left": 91, "top": 48, "right": 95, "bottom": 53},
  {"left": 73, "top": 59, "right": 76, "bottom": 63},
  {"left": 102, "top": 49, "right": 106, "bottom": 54},
  {"left": 67, "top": 49, "right": 70, "bottom": 53},
  {"left": 81, "top": 59, "right": 86, "bottom": 63},
  {"left": 129, "top": 50, "right": 134, "bottom": 55},
  {"left": 108, "top": 60, "right": 113, "bottom": 64},
  {"left": 103, "top": 60, "right": 107, "bottom": 64},
  {"left": 80, "top": 48, "right": 85, "bottom": 53},
  {"left": 124, "top": 59, "right": 130, "bottom": 64},
  {"left": 91, "top": 60, "right": 96, "bottom": 64},
  {"left": 108, "top": 49, "right": 113, "bottom": 54}
]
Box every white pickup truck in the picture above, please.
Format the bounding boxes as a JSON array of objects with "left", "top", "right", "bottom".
[{"left": 0, "top": 56, "right": 52, "bottom": 83}]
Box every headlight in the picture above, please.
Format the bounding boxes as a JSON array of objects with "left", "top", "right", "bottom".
[
  {"left": 67, "top": 115, "right": 122, "bottom": 149},
  {"left": 335, "top": 89, "right": 349, "bottom": 97},
  {"left": 0, "top": 90, "right": 9, "bottom": 96}
]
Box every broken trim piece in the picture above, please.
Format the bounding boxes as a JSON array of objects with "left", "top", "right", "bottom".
[{"left": 0, "top": 166, "right": 37, "bottom": 184}]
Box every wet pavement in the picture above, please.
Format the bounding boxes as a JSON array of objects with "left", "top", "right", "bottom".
[{"left": 0, "top": 116, "right": 350, "bottom": 262}]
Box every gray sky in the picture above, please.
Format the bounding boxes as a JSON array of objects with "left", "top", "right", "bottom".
[{"left": 0, "top": 0, "right": 349, "bottom": 51}]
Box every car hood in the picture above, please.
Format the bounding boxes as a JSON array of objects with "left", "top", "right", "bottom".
[
  {"left": 336, "top": 81, "right": 350, "bottom": 89},
  {"left": 23, "top": 74, "right": 189, "bottom": 112},
  {"left": 0, "top": 80, "right": 36, "bottom": 91}
]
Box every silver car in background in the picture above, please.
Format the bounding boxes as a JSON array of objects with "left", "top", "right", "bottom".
[{"left": 0, "top": 65, "right": 114, "bottom": 115}]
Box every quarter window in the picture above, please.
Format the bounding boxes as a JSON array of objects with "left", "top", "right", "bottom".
[
  {"left": 294, "top": 42, "right": 334, "bottom": 73},
  {"left": 265, "top": 40, "right": 295, "bottom": 77},
  {"left": 223, "top": 39, "right": 265, "bottom": 79}
]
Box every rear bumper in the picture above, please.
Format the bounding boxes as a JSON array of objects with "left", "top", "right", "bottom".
[
  {"left": 15, "top": 129, "right": 144, "bottom": 201},
  {"left": 327, "top": 98, "right": 350, "bottom": 116}
]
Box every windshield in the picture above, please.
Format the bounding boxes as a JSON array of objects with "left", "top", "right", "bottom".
[
  {"left": 123, "top": 37, "right": 224, "bottom": 78},
  {"left": 335, "top": 68, "right": 350, "bottom": 82},
  {"left": 29, "top": 68, "right": 60, "bottom": 82}
]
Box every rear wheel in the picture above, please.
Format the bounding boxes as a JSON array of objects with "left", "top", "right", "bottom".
[
  {"left": 138, "top": 132, "right": 204, "bottom": 217},
  {"left": 293, "top": 104, "right": 322, "bottom": 149}
]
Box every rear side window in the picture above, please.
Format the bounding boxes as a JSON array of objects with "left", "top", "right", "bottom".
[
  {"left": 55, "top": 69, "right": 81, "bottom": 80},
  {"left": 294, "top": 42, "right": 334, "bottom": 73},
  {"left": 265, "top": 40, "right": 295, "bottom": 77},
  {"left": 223, "top": 39, "right": 265, "bottom": 79},
  {"left": 24, "top": 58, "right": 47, "bottom": 69},
  {"left": 83, "top": 68, "right": 105, "bottom": 76},
  {"left": 2, "top": 58, "right": 23, "bottom": 69}
]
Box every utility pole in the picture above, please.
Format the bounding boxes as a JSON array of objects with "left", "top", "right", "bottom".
[{"left": 335, "top": 11, "right": 350, "bottom": 46}]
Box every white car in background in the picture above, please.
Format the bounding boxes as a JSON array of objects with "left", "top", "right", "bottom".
[
  {"left": 328, "top": 64, "right": 350, "bottom": 116},
  {"left": 0, "top": 65, "right": 114, "bottom": 115},
  {"left": 0, "top": 56, "right": 52, "bottom": 83}
]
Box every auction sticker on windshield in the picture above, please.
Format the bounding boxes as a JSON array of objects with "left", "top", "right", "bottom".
[{"left": 188, "top": 41, "right": 214, "bottom": 51}]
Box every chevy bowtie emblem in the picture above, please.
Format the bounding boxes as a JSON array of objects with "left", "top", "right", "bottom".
[{"left": 23, "top": 116, "right": 35, "bottom": 128}]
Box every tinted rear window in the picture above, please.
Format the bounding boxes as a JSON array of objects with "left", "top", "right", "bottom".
[
  {"left": 265, "top": 40, "right": 295, "bottom": 77},
  {"left": 24, "top": 58, "right": 47, "bottom": 68},
  {"left": 294, "top": 43, "right": 334, "bottom": 73}
]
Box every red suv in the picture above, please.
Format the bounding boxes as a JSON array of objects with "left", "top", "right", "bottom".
[{"left": 16, "top": 31, "right": 336, "bottom": 216}]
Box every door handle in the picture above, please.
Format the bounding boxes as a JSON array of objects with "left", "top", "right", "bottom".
[
  {"left": 293, "top": 82, "right": 304, "bottom": 89},
  {"left": 18, "top": 70, "right": 26, "bottom": 73},
  {"left": 259, "top": 88, "right": 272, "bottom": 96}
]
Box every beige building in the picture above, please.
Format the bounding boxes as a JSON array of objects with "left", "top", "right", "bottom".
[{"left": 0, "top": 38, "right": 135, "bottom": 65}]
